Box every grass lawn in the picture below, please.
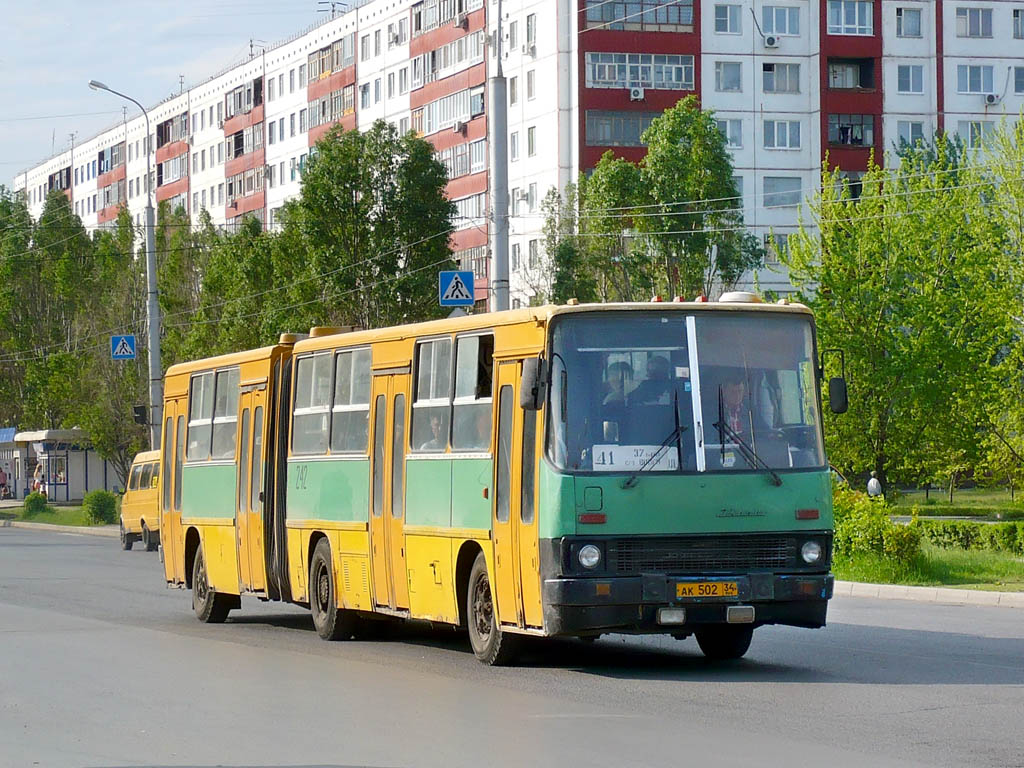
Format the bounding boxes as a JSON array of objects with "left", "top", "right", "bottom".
[
  {"left": 834, "top": 542, "right": 1024, "bottom": 591},
  {"left": 12, "top": 505, "right": 96, "bottom": 526},
  {"left": 895, "top": 486, "right": 1022, "bottom": 508}
]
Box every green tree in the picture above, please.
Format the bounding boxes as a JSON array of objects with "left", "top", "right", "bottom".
[{"left": 784, "top": 137, "right": 1020, "bottom": 489}]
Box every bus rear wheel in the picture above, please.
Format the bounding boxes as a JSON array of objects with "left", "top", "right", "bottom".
[
  {"left": 192, "top": 544, "right": 233, "bottom": 623},
  {"left": 142, "top": 523, "right": 159, "bottom": 552},
  {"left": 309, "top": 538, "right": 355, "bottom": 641},
  {"left": 695, "top": 625, "right": 754, "bottom": 660},
  {"left": 466, "top": 551, "right": 520, "bottom": 666}
]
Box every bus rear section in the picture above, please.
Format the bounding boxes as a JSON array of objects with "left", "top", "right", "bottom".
[{"left": 535, "top": 303, "right": 835, "bottom": 658}]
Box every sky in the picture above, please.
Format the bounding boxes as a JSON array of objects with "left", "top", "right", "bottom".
[{"left": 0, "top": 0, "right": 337, "bottom": 189}]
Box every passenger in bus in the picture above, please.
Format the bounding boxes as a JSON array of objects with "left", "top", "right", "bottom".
[
  {"left": 628, "top": 355, "right": 673, "bottom": 405},
  {"left": 420, "top": 413, "right": 448, "bottom": 451},
  {"left": 602, "top": 361, "right": 633, "bottom": 405}
]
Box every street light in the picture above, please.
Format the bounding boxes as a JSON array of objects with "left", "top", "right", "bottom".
[{"left": 89, "top": 79, "right": 162, "bottom": 449}]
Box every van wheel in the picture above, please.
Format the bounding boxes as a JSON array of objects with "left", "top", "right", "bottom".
[
  {"left": 142, "top": 523, "right": 159, "bottom": 552},
  {"left": 695, "top": 625, "right": 754, "bottom": 660},
  {"left": 119, "top": 521, "right": 133, "bottom": 551},
  {"left": 466, "top": 551, "right": 520, "bottom": 666},
  {"left": 192, "top": 544, "right": 232, "bottom": 623},
  {"left": 309, "top": 538, "right": 356, "bottom": 640}
]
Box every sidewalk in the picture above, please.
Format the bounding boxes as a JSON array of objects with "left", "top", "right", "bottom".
[{"left": 0, "top": 519, "right": 119, "bottom": 538}]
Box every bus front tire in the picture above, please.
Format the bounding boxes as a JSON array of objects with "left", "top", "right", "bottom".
[
  {"left": 695, "top": 625, "right": 754, "bottom": 660},
  {"left": 119, "top": 521, "right": 133, "bottom": 551},
  {"left": 142, "top": 523, "right": 159, "bottom": 552},
  {"left": 466, "top": 551, "right": 520, "bottom": 666},
  {"left": 192, "top": 544, "right": 233, "bottom": 623},
  {"left": 309, "top": 538, "right": 355, "bottom": 641}
]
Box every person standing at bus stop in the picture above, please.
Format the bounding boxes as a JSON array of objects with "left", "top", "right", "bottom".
[{"left": 867, "top": 470, "right": 882, "bottom": 499}]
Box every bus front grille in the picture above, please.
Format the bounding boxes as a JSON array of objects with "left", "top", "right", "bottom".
[{"left": 610, "top": 536, "right": 796, "bottom": 574}]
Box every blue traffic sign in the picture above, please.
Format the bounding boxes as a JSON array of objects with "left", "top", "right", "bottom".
[
  {"left": 111, "top": 335, "right": 137, "bottom": 360},
  {"left": 439, "top": 270, "right": 475, "bottom": 307}
]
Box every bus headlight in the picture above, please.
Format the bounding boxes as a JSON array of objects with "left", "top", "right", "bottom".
[
  {"left": 801, "top": 540, "right": 822, "bottom": 564},
  {"left": 578, "top": 544, "right": 602, "bottom": 569}
]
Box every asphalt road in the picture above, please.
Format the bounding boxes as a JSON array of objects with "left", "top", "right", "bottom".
[{"left": 1, "top": 528, "right": 1022, "bottom": 768}]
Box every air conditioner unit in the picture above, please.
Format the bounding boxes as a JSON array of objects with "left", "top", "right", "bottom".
[
  {"left": 521, "top": 43, "right": 536, "bottom": 57},
  {"left": 453, "top": 120, "right": 467, "bottom": 133},
  {"left": 764, "top": 34, "right": 779, "bottom": 48},
  {"left": 186, "top": 135, "right": 194, "bottom": 146},
  {"left": 984, "top": 92, "right": 1001, "bottom": 105},
  {"left": 217, "top": 118, "right": 225, "bottom": 129},
  {"left": 390, "top": 33, "right": 401, "bottom": 45},
  {"left": 515, "top": 189, "right": 529, "bottom": 201},
  {"left": 263, "top": 164, "right": 272, "bottom": 177},
  {"left": 456, "top": 12, "right": 469, "bottom": 28},
  {"left": 629, "top": 87, "right": 645, "bottom": 102}
]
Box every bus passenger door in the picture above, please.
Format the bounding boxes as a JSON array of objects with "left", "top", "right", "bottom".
[
  {"left": 162, "top": 401, "right": 187, "bottom": 585},
  {"left": 246, "top": 400, "right": 267, "bottom": 593},
  {"left": 369, "top": 381, "right": 392, "bottom": 608},
  {"left": 518, "top": 404, "right": 543, "bottom": 628},
  {"left": 235, "top": 396, "right": 253, "bottom": 590},
  {"left": 492, "top": 363, "right": 523, "bottom": 627},
  {"left": 388, "top": 377, "right": 410, "bottom": 610}
]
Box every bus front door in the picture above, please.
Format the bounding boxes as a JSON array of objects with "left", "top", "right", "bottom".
[
  {"left": 369, "top": 380, "right": 393, "bottom": 609},
  {"left": 235, "top": 389, "right": 268, "bottom": 594}
]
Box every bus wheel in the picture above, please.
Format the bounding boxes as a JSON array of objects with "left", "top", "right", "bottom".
[
  {"left": 695, "top": 625, "right": 754, "bottom": 660},
  {"left": 142, "top": 523, "right": 158, "bottom": 552},
  {"left": 466, "top": 551, "right": 520, "bottom": 666},
  {"left": 192, "top": 544, "right": 232, "bottom": 623},
  {"left": 119, "top": 521, "right": 133, "bottom": 551},
  {"left": 309, "top": 538, "right": 355, "bottom": 641}
]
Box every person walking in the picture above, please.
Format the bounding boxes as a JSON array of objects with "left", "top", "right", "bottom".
[{"left": 867, "top": 470, "right": 882, "bottom": 498}]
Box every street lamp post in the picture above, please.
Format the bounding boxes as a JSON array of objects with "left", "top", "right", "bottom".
[{"left": 89, "top": 80, "right": 162, "bottom": 449}]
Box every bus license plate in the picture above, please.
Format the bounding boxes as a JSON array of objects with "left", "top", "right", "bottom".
[{"left": 677, "top": 581, "right": 738, "bottom": 599}]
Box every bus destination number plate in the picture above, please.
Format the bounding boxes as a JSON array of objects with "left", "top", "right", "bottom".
[{"left": 676, "top": 581, "right": 739, "bottom": 599}]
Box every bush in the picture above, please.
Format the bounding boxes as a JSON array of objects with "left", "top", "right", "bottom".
[
  {"left": 912, "top": 519, "right": 1023, "bottom": 556},
  {"left": 23, "top": 492, "right": 49, "bottom": 518},
  {"left": 83, "top": 489, "right": 118, "bottom": 525},
  {"left": 833, "top": 486, "right": 921, "bottom": 567}
]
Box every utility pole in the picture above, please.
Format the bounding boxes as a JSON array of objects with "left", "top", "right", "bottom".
[
  {"left": 89, "top": 80, "right": 162, "bottom": 448},
  {"left": 487, "top": 0, "right": 509, "bottom": 312},
  {"left": 68, "top": 132, "right": 76, "bottom": 206}
]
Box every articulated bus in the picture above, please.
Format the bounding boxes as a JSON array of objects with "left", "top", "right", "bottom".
[{"left": 158, "top": 296, "right": 844, "bottom": 664}]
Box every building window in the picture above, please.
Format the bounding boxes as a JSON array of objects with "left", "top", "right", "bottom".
[
  {"left": 374, "top": 29, "right": 381, "bottom": 57},
  {"left": 895, "top": 7, "right": 921, "bottom": 37},
  {"left": 268, "top": 76, "right": 275, "bottom": 101},
  {"left": 387, "top": 72, "right": 394, "bottom": 99},
  {"left": 510, "top": 131, "right": 519, "bottom": 161},
  {"left": 527, "top": 70, "right": 536, "bottom": 100},
  {"left": 957, "top": 65, "right": 994, "bottom": 93},
  {"left": 585, "top": 52, "right": 694, "bottom": 90},
  {"left": 958, "top": 120, "right": 993, "bottom": 148},
  {"left": 510, "top": 76, "right": 518, "bottom": 105},
  {"left": 1014, "top": 9, "right": 1024, "bottom": 38},
  {"left": 897, "top": 120, "right": 925, "bottom": 146},
  {"left": 763, "top": 233, "right": 789, "bottom": 264},
  {"left": 360, "top": 34, "right": 369, "bottom": 61},
  {"left": 764, "top": 119, "right": 800, "bottom": 149},
  {"left": 528, "top": 239, "right": 539, "bottom": 268},
  {"left": 289, "top": 69, "right": 295, "bottom": 93},
  {"left": 374, "top": 78, "right": 381, "bottom": 104},
  {"left": 828, "top": 113, "right": 874, "bottom": 146},
  {"left": 585, "top": 110, "right": 660, "bottom": 146},
  {"left": 509, "top": 20, "right": 518, "bottom": 49},
  {"left": 299, "top": 64, "right": 307, "bottom": 87},
  {"left": 763, "top": 62, "right": 799, "bottom": 93},
  {"left": 715, "top": 61, "right": 742, "bottom": 92},
  {"left": 714, "top": 4, "right": 741, "bottom": 33},
  {"left": 897, "top": 65, "right": 923, "bottom": 94},
  {"left": 399, "top": 67, "right": 409, "bottom": 94},
  {"left": 527, "top": 126, "right": 536, "bottom": 156},
  {"left": 763, "top": 5, "right": 799, "bottom": 35},
  {"left": 360, "top": 83, "right": 370, "bottom": 109},
  {"left": 526, "top": 13, "right": 536, "bottom": 47},
  {"left": 828, "top": 59, "right": 874, "bottom": 89},
  {"left": 583, "top": 0, "right": 695, "bottom": 31},
  {"left": 828, "top": 1, "right": 873, "bottom": 35},
  {"left": 1016, "top": 67, "right": 1024, "bottom": 93},
  {"left": 300, "top": 109, "right": 308, "bottom": 132},
  {"left": 715, "top": 118, "right": 742, "bottom": 148},
  {"left": 511, "top": 243, "right": 520, "bottom": 271},
  {"left": 269, "top": 121, "right": 276, "bottom": 144},
  {"left": 763, "top": 177, "right": 802, "bottom": 207},
  {"left": 955, "top": 7, "right": 992, "bottom": 38}
]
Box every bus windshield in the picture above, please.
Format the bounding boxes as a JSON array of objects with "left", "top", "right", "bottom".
[{"left": 547, "top": 311, "right": 825, "bottom": 474}]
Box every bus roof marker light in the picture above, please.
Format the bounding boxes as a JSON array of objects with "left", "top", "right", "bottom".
[
  {"left": 651, "top": 295, "right": 663, "bottom": 302},
  {"left": 694, "top": 294, "right": 708, "bottom": 302}
]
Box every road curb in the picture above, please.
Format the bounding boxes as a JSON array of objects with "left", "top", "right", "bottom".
[
  {"left": 0, "top": 520, "right": 119, "bottom": 539},
  {"left": 834, "top": 580, "right": 1024, "bottom": 608}
]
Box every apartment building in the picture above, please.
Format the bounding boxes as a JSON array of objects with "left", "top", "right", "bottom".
[{"left": 14, "top": 0, "right": 1024, "bottom": 306}]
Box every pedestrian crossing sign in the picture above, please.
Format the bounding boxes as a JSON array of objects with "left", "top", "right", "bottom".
[
  {"left": 439, "top": 270, "right": 475, "bottom": 307},
  {"left": 111, "top": 335, "right": 137, "bottom": 360}
]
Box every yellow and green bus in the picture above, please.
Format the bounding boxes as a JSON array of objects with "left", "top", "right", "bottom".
[{"left": 158, "top": 297, "right": 844, "bottom": 664}]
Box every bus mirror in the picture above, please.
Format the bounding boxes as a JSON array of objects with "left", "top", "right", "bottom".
[
  {"left": 520, "top": 357, "right": 548, "bottom": 411},
  {"left": 132, "top": 405, "right": 148, "bottom": 425},
  {"left": 828, "top": 377, "right": 848, "bottom": 414}
]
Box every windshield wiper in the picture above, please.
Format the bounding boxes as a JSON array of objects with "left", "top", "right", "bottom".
[
  {"left": 622, "top": 389, "right": 687, "bottom": 489},
  {"left": 712, "top": 417, "right": 783, "bottom": 487}
]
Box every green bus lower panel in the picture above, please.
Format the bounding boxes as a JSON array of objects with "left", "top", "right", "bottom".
[
  {"left": 538, "top": 460, "right": 833, "bottom": 538},
  {"left": 287, "top": 458, "right": 369, "bottom": 522},
  {"left": 182, "top": 463, "right": 237, "bottom": 519},
  {"left": 451, "top": 458, "right": 492, "bottom": 530},
  {"left": 405, "top": 458, "right": 452, "bottom": 527}
]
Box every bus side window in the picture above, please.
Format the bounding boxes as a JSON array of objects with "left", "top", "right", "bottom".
[
  {"left": 187, "top": 372, "right": 214, "bottom": 460},
  {"left": 331, "top": 348, "right": 371, "bottom": 453},
  {"left": 292, "top": 353, "right": 332, "bottom": 455},
  {"left": 452, "top": 334, "right": 493, "bottom": 451},
  {"left": 212, "top": 368, "right": 240, "bottom": 459},
  {"left": 411, "top": 338, "right": 452, "bottom": 452}
]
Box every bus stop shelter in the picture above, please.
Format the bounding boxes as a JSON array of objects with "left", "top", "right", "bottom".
[{"left": 11, "top": 429, "right": 118, "bottom": 502}]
